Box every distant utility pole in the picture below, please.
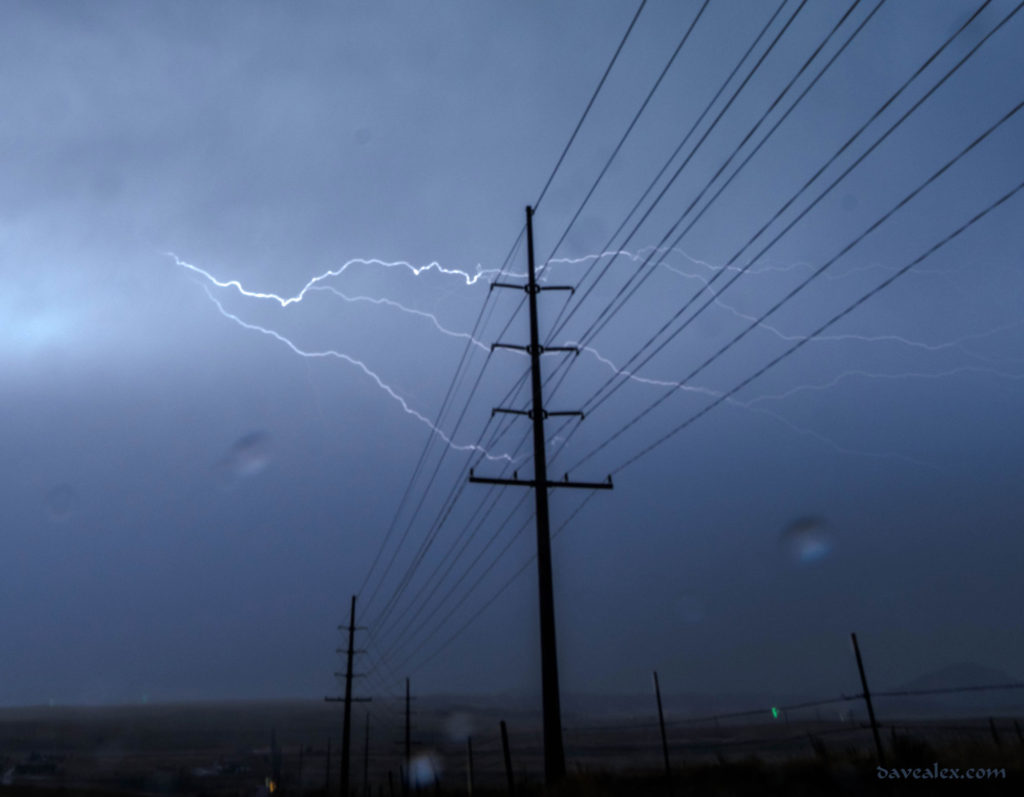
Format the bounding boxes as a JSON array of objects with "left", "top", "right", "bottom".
[
  {"left": 405, "top": 678, "right": 411, "bottom": 795},
  {"left": 326, "top": 595, "right": 372, "bottom": 797},
  {"left": 470, "top": 205, "right": 613, "bottom": 784},
  {"left": 850, "top": 632, "right": 884, "bottom": 767},
  {"left": 652, "top": 671, "right": 671, "bottom": 781},
  {"left": 364, "top": 712, "right": 371, "bottom": 796}
]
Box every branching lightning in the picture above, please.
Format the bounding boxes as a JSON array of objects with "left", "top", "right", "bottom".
[
  {"left": 173, "top": 243, "right": 1021, "bottom": 473},
  {"left": 199, "top": 286, "right": 515, "bottom": 463}
]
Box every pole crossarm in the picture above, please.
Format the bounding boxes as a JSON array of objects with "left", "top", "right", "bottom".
[
  {"left": 492, "top": 407, "right": 584, "bottom": 420},
  {"left": 491, "top": 282, "right": 575, "bottom": 293},
  {"left": 492, "top": 342, "right": 579, "bottom": 355},
  {"left": 469, "top": 469, "right": 613, "bottom": 490}
]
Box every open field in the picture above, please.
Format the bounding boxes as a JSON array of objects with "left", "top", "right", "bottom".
[{"left": 1, "top": 700, "right": 1021, "bottom": 795}]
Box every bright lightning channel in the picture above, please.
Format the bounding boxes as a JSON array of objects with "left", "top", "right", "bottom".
[{"left": 199, "top": 286, "right": 515, "bottom": 464}]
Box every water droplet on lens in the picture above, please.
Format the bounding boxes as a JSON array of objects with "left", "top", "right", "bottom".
[
  {"left": 779, "top": 515, "right": 832, "bottom": 564},
  {"left": 408, "top": 752, "right": 441, "bottom": 787},
  {"left": 45, "top": 483, "right": 77, "bottom": 521},
  {"left": 214, "top": 431, "right": 272, "bottom": 489}
]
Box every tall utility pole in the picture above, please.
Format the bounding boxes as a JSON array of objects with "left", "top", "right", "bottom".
[
  {"left": 326, "top": 595, "right": 371, "bottom": 797},
  {"left": 470, "top": 205, "right": 613, "bottom": 783}
]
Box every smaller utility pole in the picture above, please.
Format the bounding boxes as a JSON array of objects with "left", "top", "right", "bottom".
[
  {"left": 405, "top": 678, "right": 412, "bottom": 795},
  {"left": 364, "top": 713, "right": 371, "bottom": 795},
  {"left": 850, "top": 632, "right": 884, "bottom": 766},
  {"left": 325, "top": 738, "right": 332, "bottom": 796},
  {"left": 326, "top": 596, "right": 372, "bottom": 797},
  {"left": 653, "top": 671, "right": 671, "bottom": 782},
  {"left": 499, "top": 720, "right": 515, "bottom": 795},
  {"left": 466, "top": 736, "right": 474, "bottom": 797}
]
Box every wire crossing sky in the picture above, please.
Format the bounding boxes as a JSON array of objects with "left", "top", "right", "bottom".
[{"left": 2, "top": 0, "right": 1023, "bottom": 708}]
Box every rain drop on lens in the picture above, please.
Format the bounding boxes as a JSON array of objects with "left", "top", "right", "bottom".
[
  {"left": 779, "top": 515, "right": 832, "bottom": 564},
  {"left": 214, "top": 431, "right": 273, "bottom": 489}
]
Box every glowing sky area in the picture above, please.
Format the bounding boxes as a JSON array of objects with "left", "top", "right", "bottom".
[{"left": 2, "top": 0, "right": 1023, "bottom": 712}]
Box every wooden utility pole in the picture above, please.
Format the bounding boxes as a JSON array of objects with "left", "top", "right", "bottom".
[
  {"left": 405, "top": 678, "right": 411, "bottom": 795},
  {"left": 470, "top": 205, "right": 613, "bottom": 784},
  {"left": 364, "top": 713, "right": 371, "bottom": 795},
  {"left": 499, "top": 720, "right": 515, "bottom": 795},
  {"left": 466, "top": 736, "right": 474, "bottom": 797},
  {"left": 325, "top": 738, "right": 332, "bottom": 796},
  {"left": 850, "top": 632, "right": 884, "bottom": 766},
  {"left": 326, "top": 596, "right": 371, "bottom": 797},
  {"left": 653, "top": 671, "right": 671, "bottom": 781}
]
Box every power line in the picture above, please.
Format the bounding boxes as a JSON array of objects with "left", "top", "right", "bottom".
[
  {"left": 534, "top": 0, "right": 649, "bottom": 211},
  {"left": 544, "top": 0, "right": 1003, "bottom": 467},
  {"left": 540, "top": 0, "right": 884, "bottom": 422},
  {"left": 358, "top": 225, "right": 525, "bottom": 607},
  {"left": 567, "top": 80, "right": 1024, "bottom": 475},
  {"left": 557, "top": 0, "right": 883, "bottom": 393},
  {"left": 539, "top": 0, "right": 712, "bottom": 269},
  {"left": 541, "top": 0, "right": 792, "bottom": 347},
  {"left": 611, "top": 172, "right": 1024, "bottom": 477}
]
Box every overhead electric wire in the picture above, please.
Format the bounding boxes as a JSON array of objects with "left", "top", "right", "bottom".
[
  {"left": 360, "top": 0, "right": 798, "bottom": 659},
  {"left": 360, "top": 0, "right": 661, "bottom": 662},
  {"left": 396, "top": 475, "right": 601, "bottom": 679},
  {"left": 362, "top": 258, "right": 541, "bottom": 629},
  {"left": 554, "top": 0, "right": 884, "bottom": 403},
  {"left": 539, "top": 0, "right": 712, "bottom": 270},
  {"left": 608, "top": 155, "right": 1024, "bottom": 477},
  {"left": 541, "top": 0, "right": 792, "bottom": 347},
  {"left": 371, "top": 417, "right": 539, "bottom": 658},
  {"left": 562, "top": 3, "right": 1020, "bottom": 470},
  {"left": 533, "top": 0, "right": 649, "bottom": 211},
  {"left": 546, "top": 0, "right": 1002, "bottom": 468},
  {"left": 378, "top": 489, "right": 534, "bottom": 668},
  {"left": 358, "top": 225, "right": 525, "bottom": 607},
  {"left": 540, "top": 0, "right": 879, "bottom": 423}
]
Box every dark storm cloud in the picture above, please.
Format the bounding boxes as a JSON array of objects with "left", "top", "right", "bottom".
[{"left": 1, "top": 0, "right": 1022, "bottom": 709}]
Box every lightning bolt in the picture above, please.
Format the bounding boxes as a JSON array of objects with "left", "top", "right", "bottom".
[
  {"left": 173, "top": 247, "right": 1021, "bottom": 473},
  {"left": 199, "top": 286, "right": 515, "bottom": 463}
]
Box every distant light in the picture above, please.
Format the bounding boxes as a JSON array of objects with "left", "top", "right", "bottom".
[{"left": 771, "top": 707, "right": 779, "bottom": 719}]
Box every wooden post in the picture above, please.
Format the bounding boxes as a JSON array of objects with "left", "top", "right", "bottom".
[
  {"left": 500, "top": 720, "right": 515, "bottom": 795},
  {"left": 850, "top": 633, "right": 885, "bottom": 766},
  {"left": 653, "top": 671, "right": 671, "bottom": 782}
]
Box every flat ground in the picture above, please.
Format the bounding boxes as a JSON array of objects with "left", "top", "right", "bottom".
[{"left": 0, "top": 701, "right": 1020, "bottom": 795}]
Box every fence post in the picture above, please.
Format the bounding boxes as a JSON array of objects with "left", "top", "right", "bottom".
[
  {"left": 850, "top": 632, "right": 885, "bottom": 766},
  {"left": 652, "top": 671, "right": 671, "bottom": 782},
  {"left": 500, "top": 720, "right": 515, "bottom": 795}
]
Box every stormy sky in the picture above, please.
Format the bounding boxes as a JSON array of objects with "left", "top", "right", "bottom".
[{"left": 2, "top": 0, "right": 1023, "bottom": 710}]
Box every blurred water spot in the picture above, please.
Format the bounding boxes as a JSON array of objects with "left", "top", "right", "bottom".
[
  {"left": 215, "top": 431, "right": 272, "bottom": 489},
  {"left": 672, "top": 593, "right": 706, "bottom": 624},
  {"left": 44, "top": 483, "right": 77, "bottom": 521},
  {"left": 779, "top": 516, "right": 832, "bottom": 564},
  {"left": 407, "top": 752, "right": 441, "bottom": 787}
]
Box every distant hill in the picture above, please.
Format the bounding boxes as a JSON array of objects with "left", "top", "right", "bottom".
[
  {"left": 895, "top": 662, "right": 1022, "bottom": 692},
  {"left": 877, "top": 661, "right": 1024, "bottom": 719}
]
